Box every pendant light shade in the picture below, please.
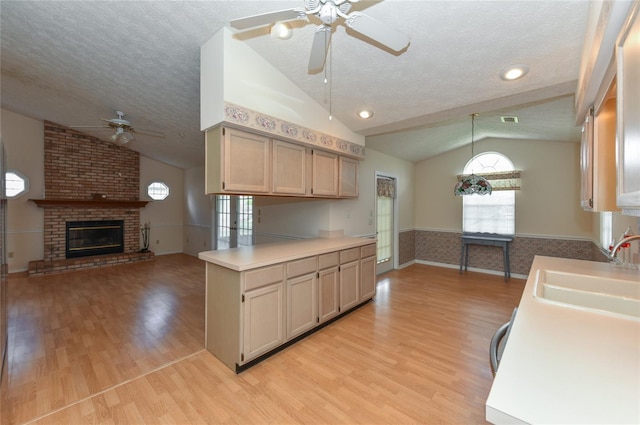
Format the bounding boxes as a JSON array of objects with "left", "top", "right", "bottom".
[{"left": 454, "top": 114, "right": 492, "bottom": 196}]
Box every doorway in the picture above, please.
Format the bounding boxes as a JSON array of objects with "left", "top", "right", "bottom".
[
  {"left": 214, "top": 195, "right": 254, "bottom": 250},
  {"left": 376, "top": 174, "right": 397, "bottom": 275}
]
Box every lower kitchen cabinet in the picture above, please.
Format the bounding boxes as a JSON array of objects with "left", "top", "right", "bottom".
[
  {"left": 202, "top": 239, "right": 376, "bottom": 372},
  {"left": 360, "top": 244, "right": 377, "bottom": 302},
  {"left": 286, "top": 272, "right": 317, "bottom": 340},
  {"left": 243, "top": 281, "right": 284, "bottom": 361},
  {"left": 318, "top": 267, "right": 339, "bottom": 323}
]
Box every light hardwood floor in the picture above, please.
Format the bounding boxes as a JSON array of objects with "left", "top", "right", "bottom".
[{"left": 3, "top": 254, "right": 525, "bottom": 424}]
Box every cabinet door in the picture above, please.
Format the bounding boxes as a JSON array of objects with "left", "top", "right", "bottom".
[
  {"left": 223, "top": 128, "right": 270, "bottom": 193},
  {"left": 312, "top": 150, "right": 338, "bottom": 196},
  {"left": 242, "top": 282, "right": 284, "bottom": 362},
  {"left": 318, "top": 266, "right": 339, "bottom": 323},
  {"left": 580, "top": 108, "right": 594, "bottom": 210},
  {"left": 286, "top": 272, "right": 318, "bottom": 340},
  {"left": 273, "top": 140, "right": 307, "bottom": 195},
  {"left": 339, "top": 156, "right": 359, "bottom": 198},
  {"left": 617, "top": 3, "right": 640, "bottom": 209},
  {"left": 360, "top": 255, "right": 376, "bottom": 302},
  {"left": 339, "top": 260, "right": 359, "bottom": 312}
]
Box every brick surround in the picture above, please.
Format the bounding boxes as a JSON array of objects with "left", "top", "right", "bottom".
[{"left": 28, "top": 122, "right": 152, "bottom": 275}]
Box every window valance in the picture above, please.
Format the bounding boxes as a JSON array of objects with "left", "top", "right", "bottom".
[
  {"left": 377, "top": 177, "right": 396, "bottom": 198},
  {"left": 457, "top": 170, "right": 521, "bottom": 191}
]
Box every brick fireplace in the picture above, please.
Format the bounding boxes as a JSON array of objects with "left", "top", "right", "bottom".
[{"left": 28, "top": 121, "right": 153, "bottom": 275}]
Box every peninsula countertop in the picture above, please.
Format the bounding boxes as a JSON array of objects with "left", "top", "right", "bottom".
[
  {"left": 486, "top": 255, "right": 640, "bottom": 424},
  {"left": 198, "top": 236, "right": 376, "bottom": 271}
]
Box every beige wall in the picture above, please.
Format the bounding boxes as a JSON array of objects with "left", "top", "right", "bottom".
[
  {"left": 1, "top": 109, "right": 187, "bottom": 271},
  {"left": 140, "top": 156, "right": 185, "bottom": 255},
  {"left": 2, "top": 109, "right": 44, "bottom": 272},
  {"left": 415, "top": 137, "right": 593, "bottom": 238},
  {"left": 184, "top": 165, "right": 213, "bottom": 256}
]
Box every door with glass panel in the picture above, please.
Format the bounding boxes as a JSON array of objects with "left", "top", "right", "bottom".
[
  {"left": 376, "top": 175, "right": 396, "bottom": 275},
  {"left": 215, "top": 195, "right": 254, "bottom": 250}
]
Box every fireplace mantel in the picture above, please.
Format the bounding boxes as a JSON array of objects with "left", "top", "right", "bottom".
[{"left": 30, "top": 199, "right": 150, "bottom": 208}]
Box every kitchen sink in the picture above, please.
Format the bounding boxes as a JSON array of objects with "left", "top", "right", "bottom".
[{"left": 534, "top": 270, "right": 640, "bottom": 319}]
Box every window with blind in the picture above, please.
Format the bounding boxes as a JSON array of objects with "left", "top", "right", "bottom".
[{"left": 462, "top": 152, "right": 516, "bottom": 235}]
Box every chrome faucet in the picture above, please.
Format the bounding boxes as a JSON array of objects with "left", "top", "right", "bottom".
[{"left": 608, "top": 234, "right": 640, "bottom": 264}]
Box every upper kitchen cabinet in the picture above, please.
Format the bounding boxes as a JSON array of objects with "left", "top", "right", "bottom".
[
  {"left": 206, "top": 127, "right": 270, "bottom": 194},
  {"left": 580, "top": 79, "right": 619, "bottom": 212},
  {"left": 616, "top": 2, "right": 640, "bottom": 210},
  {"left": 272, "top": 140, "right": 307, "bottom": 196},
  {"left": 206, "top": 126, "right": 361, "bottom": 198},
  {"left": 311, "top": 150, "right": 339, "bottom": 197},
  {"left": 339, "top": 156, "right": 359, "bottom": 198}
]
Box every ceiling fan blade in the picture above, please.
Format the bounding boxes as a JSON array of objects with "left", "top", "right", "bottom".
[
  {"left": 308, "top": 25, "right": 332, "bottom": 72},
  {"left": 230, "top": 8, "right": 305, "bottom": 30},
  {"left": 345, "top": 12, "right": 410, "bottom": 52},
  {"left": 133, "top": 128, "right": 165, "bottom": 138}
]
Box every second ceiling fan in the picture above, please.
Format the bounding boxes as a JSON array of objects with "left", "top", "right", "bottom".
[{"left": 230, "top": 0, "right": 410, "bottom": 72}]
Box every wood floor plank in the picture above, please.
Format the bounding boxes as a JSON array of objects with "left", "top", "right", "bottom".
[{"left": 4, "top": 257, "right": 525, "bottom": 424}]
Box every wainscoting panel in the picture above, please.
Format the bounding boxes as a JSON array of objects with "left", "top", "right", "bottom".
[{"left": 403, "top": 230, "right": 602, "bottom": 276}]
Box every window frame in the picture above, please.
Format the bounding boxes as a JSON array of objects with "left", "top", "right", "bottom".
[
  {"left": 146, "top": 181, "right": 170, "bottom": 201},
  {"left": 5, "top": 169, "right": 29, "bottom": 199},
  {"left": 462, "top": 152, "right": 516, "bottom": 235}
]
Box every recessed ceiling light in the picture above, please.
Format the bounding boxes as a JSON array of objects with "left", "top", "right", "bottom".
[
  {"left": 270, "top": 22, "right": 292, "bottom": 40},
  {"left": 358, "top": 110, "right": 374, "bottom": 119},
  {"left": 500, "top": 65, "right": 529, "bottom": 81}
]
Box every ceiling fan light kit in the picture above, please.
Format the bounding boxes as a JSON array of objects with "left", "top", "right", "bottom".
[
  {"left": 71, "top": 110, "right": 163, "bottom": 144},
  {"left": 230, "top": 0, "right": 410, "bottom": 74}
]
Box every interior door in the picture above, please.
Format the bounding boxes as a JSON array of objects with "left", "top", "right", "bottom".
[{"left": 376, "top": 174, "right": 396, "bottom": 275}]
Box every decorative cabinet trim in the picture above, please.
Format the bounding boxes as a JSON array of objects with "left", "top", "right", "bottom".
[{"left": 223, "top": 102, "right": 365, "bottom": 160}]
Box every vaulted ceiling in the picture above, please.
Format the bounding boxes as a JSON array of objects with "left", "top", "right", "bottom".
[{"left": 1, "top": 1, "right": 589, "bottom": 169}]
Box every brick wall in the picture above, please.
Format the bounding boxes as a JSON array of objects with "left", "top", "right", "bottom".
[
  {"left": 407, "top": 230, "right": 602, "bottom": 276},
  {"left": 42, "top": 122, "right": 141, "bottom": 260}
]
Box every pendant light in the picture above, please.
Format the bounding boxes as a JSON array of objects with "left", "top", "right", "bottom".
[{"left": 454, "top": 114, "right": 492, "bottom": 196}]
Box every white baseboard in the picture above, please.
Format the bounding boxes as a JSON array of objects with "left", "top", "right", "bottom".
[{"left": 414, "top": 260, "right": 528, "bottom": 280}]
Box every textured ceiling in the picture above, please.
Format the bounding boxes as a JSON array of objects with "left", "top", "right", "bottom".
[{"left": 0, "top": 1, "right": 589, "bottom": 168}]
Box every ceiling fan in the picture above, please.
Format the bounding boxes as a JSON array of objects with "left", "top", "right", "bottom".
[
  {"left": 71, "top": 111, "right": 164, "bottom": 144},
  {"left": 230, "top": 0, "right": 410, "bottom": 72}
]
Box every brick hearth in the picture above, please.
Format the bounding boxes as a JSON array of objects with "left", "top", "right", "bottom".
[{"left": 28, "top": 121, "right": 153, "bottom": 275}]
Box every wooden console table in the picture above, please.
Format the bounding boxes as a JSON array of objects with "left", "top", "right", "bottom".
[{"left": 459, "top": 232, "right": 514, "bottom": 281}]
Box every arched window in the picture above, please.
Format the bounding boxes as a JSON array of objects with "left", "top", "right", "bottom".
[{"left": 462, "top": 152, "right": 515, "bottom": 235}]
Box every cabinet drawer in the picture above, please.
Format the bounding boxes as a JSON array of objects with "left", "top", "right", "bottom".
[
  {"left": 340, "top": 248, "right": 360, "bottom": 264},
  {"left": 318, "top": 252, "right": 339, "bottom": 270},
  {"left": 287, "top": 256, "right": 317, "bottom": 278},
  {"left": 243, "top": 264, "right": 284, "bottom": 291},
  {"left": 361, "top": 243, "right": 376, "bottom": 258}
]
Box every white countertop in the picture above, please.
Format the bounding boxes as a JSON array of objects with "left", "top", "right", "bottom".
[
  {"left": 486, "top": 256, "right": 640, "bottom": 424},
  {"left": 198, "top": 237, "right": 375, "bottom": 271}
]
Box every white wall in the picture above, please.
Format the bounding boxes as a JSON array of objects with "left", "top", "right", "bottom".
[
  {"left": 1, "top": 109, "right": 44, "bottom": 272},
  {"left": 140, "top": 156, "right": 185, "bottom": 255},
  {"left": 184, "top": 165, "right": 213, "bottom": 256},
  {"left": 415, "top": 137, "right": 593, "bottom": 238},
  {"left": 201, "top": 27, "right": 364, "bottom": 146}
]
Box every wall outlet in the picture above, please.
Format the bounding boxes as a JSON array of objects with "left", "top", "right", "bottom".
[
  {"left": 156, "top": 240, "right": 160, "bottom": 245},
  {"left": 7, "top": 252, "right": 13, "bottom": 258},
  {"left": 346, "top": 210, "right": 351, "bottom": 219}
]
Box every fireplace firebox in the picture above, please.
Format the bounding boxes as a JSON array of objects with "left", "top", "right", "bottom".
[{"left": 65, "top": 220, "right": 124, "bottom": 258}]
